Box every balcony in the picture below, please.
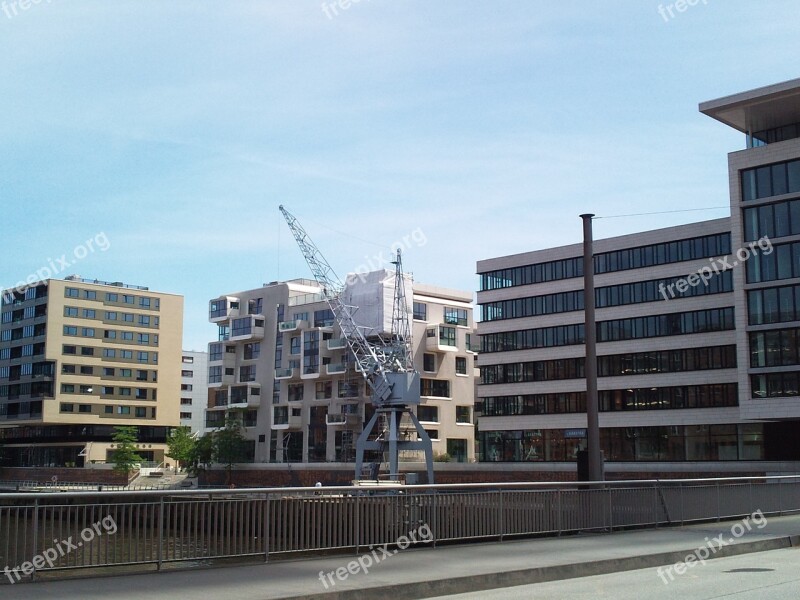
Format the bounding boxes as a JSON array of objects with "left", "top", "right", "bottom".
[
  {"left": 273, "top": 412, "right": 302, "bottom": 430},
  {"left": 228, "top": 384, "right": 261, "bottom": 409},
  {"left": 325, "top": 363, "right": 347, "bottom": 375},
  {"left": 209, "top": 297, "right": 240, "bottom": 324},
  {"left": 425, "top": 325, "right": 458, "bottom": 353},
  {"left": 326, "top": 405, "right": 361, "bottom": 427},
  {"left": 278, "top": 319, "right": 307, "bottom": 332},
  {"left": 230, "top": 315, "right": 265, "bottom": 341},
  {"left": 275, "top": 367, "right": 296, "bottom": 380},
  {"left": 327, "top": 337, "right": 347, "bottom": 350}
]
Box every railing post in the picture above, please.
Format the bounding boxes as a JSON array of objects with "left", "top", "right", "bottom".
[
  {"left": 716, "top": 482, "right": 721, "bottom": 522},
  {"left": 499, "top": 489, "right": 505, "bottom": 542},
  {"left": 680, "top": 482, "right": 685, "bottom": 526},
  {"left": 608, "top": 486, "right": 613, "bottom": 532},
  {"left": 31, "top": 497, "right": 39, "bottom": 582},
  {"left": 653, "top": 483, "right": 659, "bottom": 529},
  {"left": 557, "top": 488, "right": 563, "bottom": 536},
  {"left": 157, "top": 495, "right": 164, "bottom": 571},
  {"left": 431, "top": 489, "right": 437, "bottom": 548},
  {"left": 264, "top": 493, "right": 270, "bottom": 563},
  {"left": 778, "top": 478, "right": 783, "bottom": 516},
  {"left": 355, "top": 491, "right": 361, "bottom": 555}
]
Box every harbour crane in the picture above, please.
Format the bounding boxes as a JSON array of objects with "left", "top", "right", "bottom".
[{"left": 279, "top": 206, "right": 434, "bottom": 483}]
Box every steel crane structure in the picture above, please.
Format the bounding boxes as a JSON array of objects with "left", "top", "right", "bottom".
[{"left": 279, "top": 206, "right": 434, "bottom": 483}]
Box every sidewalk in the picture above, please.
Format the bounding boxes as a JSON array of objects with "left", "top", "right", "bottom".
[{"left": 3, "top": 514, "right": 800, "bottom": 600}]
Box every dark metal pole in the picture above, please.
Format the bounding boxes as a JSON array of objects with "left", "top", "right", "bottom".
[{"left": 581, "top": 214, "right": 603, "bottom": 481}]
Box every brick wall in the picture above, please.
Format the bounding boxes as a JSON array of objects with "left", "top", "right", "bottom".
[{"left": 0, "top": 467, "right": 132, "bottom": 485}]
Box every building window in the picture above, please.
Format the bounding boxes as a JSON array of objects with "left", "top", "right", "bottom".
[
  {"left": 180, "top": 411, "right": 192, "bottom": 419},
  {"left": 105, "top": 405, "right": 113, "bottom": 413},
  {"left": 62, "top": 364, "right": 76, "bottom": 374},
  {"left": 181, "top": 370, "right": 193, "bottom": 377},
  {"left": 181, "top": 398, "right": 192, "bottom": 405},
  {"left": 65, "top": 288, "right": 79, "bottom": 298},
  {"left": 63, "top": 325, "right": 78, "bottom": 336},
  {"left": 117, "top": 406, "right": 131, "bottom": 415},
  {"left": 60, "top": 403, "right": 74, "bottom": 412},
  {"left": 240, "top": 365, "right": 256, "bottom": 382},
  {"left": 290, "top": 336, "right": 301, "bottom": 355},
  {"left": 106, "top": 292, "right": 118, "bottom": 302},
  {"left": 439, "top": 326, "right": 456, "bottom": 347},
  {"left": 103, "top": 348, "right": 116, "bottom": 358},
  {"left": 104, "top": 330, "right": 116, "bottom": 339},
  {"left": 288, "top": 384, "right": 304, "bottom": 402},
  {"left": 105, "top": 311, "right": 117, "bottom": 321},
  {"left": 748, "top": 284, "right": 800, "bottom": 325},
  {"left": 418, "top": 405, "right": 438, "bottom": 422},
  {"left": 80, "top": 365, "right": 93, "bottom": 375},
  {"left": 119, "top": 387, "right": 131, "bottom": 396},
  {"left": 741, "top": 158, "right": 800, "bottom": 201},
  {"left": 421, "top": 379, "right": 450, "bottom": 397},
  {"left": 209, "top": 343, "right": 223, "bottom": 361},
  {"left": 137, "top": 351, "right": 149, "bottom": 363},
  {"left": 413, "top": 302, "right": 427, "bottom": 321},
  {"left": 61, "top": 384, "right": 75, "bottom": 393},
  {"left": 444, "top": 307, "right": 468, "bottom": 326},
  {"left": 101, "top": 386, "right": 114, "bottom": 395},
  {"left": 82, "top": 328, "right": 95, "bottom": 337},
  {"left": 315, "top": 381, "right": 332, "bottom": 399},
  {"left": 80, "top": 346, "right": 94, "bottom": 356},
  {"left": 208, "top": 366, "right": 222, "bottom": 384},
  {"left": 456, "top": 406, "right": 471, "bottom": 424},
  {"left": 103, "top": 367, "right": 115, "bottom": 376},
  {"left": 122, "top": 313, "right": 134, "bottom": 322},
  {"left": 122, "top": 295, "right": 134, "bottom": 305},
  {"left": 140, "top": 297, "right": 151, "bottom": 308},
  {"left": 78, "top": 404, "right": 92, "bottom": 413},
  {"left": 64, "top": 307, "right": 78, "bottom": 317},
  {"left": 423, "top": 353, "right": 436, "bottom": 372},
  {"left": 244, "top": 343, "right": 260, "bottom": 360},
  {"left": 120, "top": 350, "right": 133, "bottom": 359},
  {"left": 84, "top": 290, "right": 96, "bottom": 300},
  {"left": 338, "top": 379, "right": 360, "bottom": 398},
  {"left": 83, "top": 309, "right": 96, "bottom": 318},
  {"left": 455, "top": 356, "right": 467, "bottom": 375}
]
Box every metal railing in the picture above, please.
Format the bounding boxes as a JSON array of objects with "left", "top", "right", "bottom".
[{"left": 2, "top": 475, "right": 800, "bottom": 582}]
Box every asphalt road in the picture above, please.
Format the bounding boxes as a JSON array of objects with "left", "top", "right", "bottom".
[{"left": 432, "top": 546, "right": 800, "bottom": 599}]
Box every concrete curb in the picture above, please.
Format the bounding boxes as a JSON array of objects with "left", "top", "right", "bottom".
[{"left": 284, "top": 535, "right": 800, "bottom": 600}]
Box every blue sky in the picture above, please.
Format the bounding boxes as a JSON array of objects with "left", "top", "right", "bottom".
[{"left": 1, "top": 1, "right": 798, "bottom": 350}]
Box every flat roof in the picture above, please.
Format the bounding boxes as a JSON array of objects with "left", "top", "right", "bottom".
[{"left": 699, "top": 77, "right": 800, "bottom": 134}]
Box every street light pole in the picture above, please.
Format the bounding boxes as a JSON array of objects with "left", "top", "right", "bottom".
[{"left": 581, "top": 214, "right": 603, "bottom": 482}]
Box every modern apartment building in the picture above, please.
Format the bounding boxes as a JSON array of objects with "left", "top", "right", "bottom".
[
  {"left": 475, "top": 78, "right": 800, "bottom": 466},
  {"left": 0, "top": 277, "right": 184, "bottom": 467},
  {"left": 180, "top": 351, "right": 208, "bottom": 435},
  {"left": 205, "top": 271, "right": 476, "bottom": 465}
]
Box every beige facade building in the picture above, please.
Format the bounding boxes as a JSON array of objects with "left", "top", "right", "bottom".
[
  {"left": 206, "top": 271, "right": 476, "bottom": 465},
  {"left": 0, "top": 277, "right": 184, "bottom": 467}
]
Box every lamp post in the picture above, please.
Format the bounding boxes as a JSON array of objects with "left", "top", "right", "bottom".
[{"left": 580, "top": 214, "right": 603, "bottom": 482}]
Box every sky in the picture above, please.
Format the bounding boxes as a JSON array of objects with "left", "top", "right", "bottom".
[{"left": 1, "top": 1, "right": 798, "bottom": 351}]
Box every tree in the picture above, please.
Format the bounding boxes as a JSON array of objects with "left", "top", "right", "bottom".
[
  {"left": 111, "top": 426, "right": 143, "bottom": 480},
  {"left": 166, "top": 426, "right": 195, "bottom": 471},
  {"left": 187, "top": 433, "right": 214, "bottom": 476},
  {"left": 213, "top": 413, "right": 248, "bottom": 486}
]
